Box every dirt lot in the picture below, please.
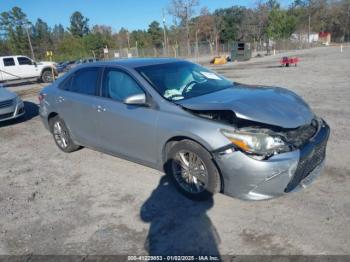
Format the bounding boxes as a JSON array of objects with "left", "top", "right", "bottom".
[{"left": 0, "top": 46, "right": 349, "bottom": 256}]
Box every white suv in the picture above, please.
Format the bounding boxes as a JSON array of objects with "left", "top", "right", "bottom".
[{"left": 0, "top": 55, "right": 58, "bottom": 83}]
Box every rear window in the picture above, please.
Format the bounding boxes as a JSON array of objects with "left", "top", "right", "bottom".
[
  {"left": 60, "top": 75, "right": 73, "bottom": 91},
  {"left": 70, "top": 68, "right": 99, "bottom": 96},
  {"left": 3, "top": 58, "right": 15, "bottom": 66}
]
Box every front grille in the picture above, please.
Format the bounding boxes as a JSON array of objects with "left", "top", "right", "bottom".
[
  {"left": 0, "top": 99, "right": 14, "bottom": 109},
  {"left": 283, "top": 120, "right": 318, "bottom": 148},
  {"left": 285, "top": 123, "right": 329, "bottom": 193},
  {"left": 0, "top": 112, "right": 14, "bottom": 120},
  {"left": 17, "top": 107, "right": 24, "bottom": 114}
]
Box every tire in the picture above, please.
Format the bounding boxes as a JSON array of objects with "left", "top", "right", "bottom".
[
  {"left": 41, "top": 69, "right": 54, "bottom": 83},
  {"left": 166, "top": 139, "right": 221, "bottom": 200},
  {"left": 49, "top": 116, "right": 80, "bottom": 153}
]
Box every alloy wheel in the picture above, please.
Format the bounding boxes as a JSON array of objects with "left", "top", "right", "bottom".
[
  {"left": 172, "top": 150, "right": 209, "bottom": 194},
  {"left": 53, "top": 121, "right": 69, "bottom": 149},
  {"left": 42, "top": 71, "right": 53, "bottom": 83}
]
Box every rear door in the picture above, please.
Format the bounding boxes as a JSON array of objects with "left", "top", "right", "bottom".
[
  {"left": 1, "top": 57, "right": 19, "bottom": 80},
  {"left": 93, "top": 67, "right": 159, "bottom": 165},
  {"left": 56, "top": 67, "right": 102, "bottom": 147}
]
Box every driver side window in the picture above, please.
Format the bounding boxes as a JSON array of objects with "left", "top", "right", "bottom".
[
  {"left": 17, "top": 56, "right": 32, "bottom": 65},
  {"left": 103, "top": 69, "right": 144, "bottom": 101}
]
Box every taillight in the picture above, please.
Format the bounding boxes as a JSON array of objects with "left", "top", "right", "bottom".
[{"left": 38, "top": 93, "right": 46, "bottom": 103}]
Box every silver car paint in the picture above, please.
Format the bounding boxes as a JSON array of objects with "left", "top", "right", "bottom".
[
  {"left": 216, "top": 149, "right": 300, "bottom": 200},
  {"left": 177, "top": 84, "right": 314, "bottom": 129},
  {"left": 39, "top": 59, "right": 328, "bottom": 200},
  {"left": 0, "top": 88, "right": 25, "bottom": 122},
  {"left": 56, "top": 89, "right": 102, "bottom": 148}
]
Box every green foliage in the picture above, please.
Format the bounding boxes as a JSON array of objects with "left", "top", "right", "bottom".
[
  {"left": 267, "top": 8, "right": 297, "bottom": 39},
  {"left": 69, "top": 11, "right": 89, "bottom": 37},
  {"left": 33, "top": 18, "right": 52, "bottom": 57},
  {"left": 214, "top": 6, "right": 253, "bottom": 42},
  {"left": 148, "top": 21, "right": 163, "bottom": 48},
  {"left": 130, "top": 30, "right": 151, "bottom": 48},
  {"left": 0, "top": 7, "right": 30, "bottom": 55},
  {"left": 83, "top": 33, "right": 107, "bottom": 57}
]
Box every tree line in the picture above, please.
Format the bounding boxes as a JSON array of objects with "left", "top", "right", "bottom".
[{"left": 0, "top": 0, "right": 349, "bottom": 61}]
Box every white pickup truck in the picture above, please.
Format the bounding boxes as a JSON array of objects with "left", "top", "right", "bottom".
[{"left": 0, "top": 55, "right": 58, "bottom": 83}]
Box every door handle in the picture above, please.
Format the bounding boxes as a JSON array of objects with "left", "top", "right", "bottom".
[
  {"left": 96, "top": 105, "right": 106, "bottom": 112},
  {"left": 56, "top": 96, "right": 64, "bottom": 103}
]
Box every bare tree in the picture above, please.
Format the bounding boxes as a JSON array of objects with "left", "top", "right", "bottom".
[
  {"left": 168, "top": 0, "right": 199, "bottom": 56},
  {"left": 195, "top": 7, "right": 216, "bottom": 55}
]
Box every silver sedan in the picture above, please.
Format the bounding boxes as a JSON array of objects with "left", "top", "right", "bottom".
[
  {"left": 0, "top": 87, "right": 25, "bottom": 122},
  {"left": 39, "top": 59, "right": 330, "bottom": 200}
]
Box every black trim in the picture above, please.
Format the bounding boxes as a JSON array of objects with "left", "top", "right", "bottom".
[
  {"left": 212, "top": 144, "right": 236, "bottom": 154},
  {"left": 285, "top": 120, "right": 330, "bottom": 193}
]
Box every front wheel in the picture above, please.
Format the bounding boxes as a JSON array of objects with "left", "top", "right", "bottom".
[
  {"left": 49, "top": 116, "right": 80, "bottom": 153},
  {"left": 166, "top": 140, "right": 221, "bottom": 200}
]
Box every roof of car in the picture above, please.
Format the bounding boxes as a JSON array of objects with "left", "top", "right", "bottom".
[
  {"left": 0, "top": 55, "right": 28, "bottom": 58},
  {"left": 92, "top": 58, "right": 185, "bottom": 69}
]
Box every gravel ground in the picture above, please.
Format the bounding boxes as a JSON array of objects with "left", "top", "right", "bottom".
[{"left": 0, "top": 46, "right": 349, "bottom": 256}]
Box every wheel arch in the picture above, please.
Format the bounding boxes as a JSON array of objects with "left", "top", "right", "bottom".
[
  {"left": 47, "top": 112, "right": 58, "bottom": 131},
  {"left": 162, "top": 135, "right": 225, "bottom": 192},
  {"left": 40, "top": 66, "right": 52, "bottom": 75}
]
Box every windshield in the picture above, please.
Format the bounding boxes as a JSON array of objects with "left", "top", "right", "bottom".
[{"left": 136, "top": 61, "right": 233, "bottom": 101}]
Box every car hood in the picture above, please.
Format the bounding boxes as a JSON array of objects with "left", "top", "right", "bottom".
[
  {"left": 38, "top": 61, "right": 56, "bottom": 67},
  {"left": 177, "top": 83, "right": 314, "bottom": 128},
  {"left": 0, "top": 87, "right": 17, "bottom": 101}
]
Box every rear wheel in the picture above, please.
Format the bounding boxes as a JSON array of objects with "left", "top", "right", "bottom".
[
  {"left": 49, "top": 116, "right": 80, "bottom": 153},
  {"left": 41, "top": 69, "right": 54, "bottom": 83},
  {"left": 166, "top": 140, "right": 221, "bottom": 200}
]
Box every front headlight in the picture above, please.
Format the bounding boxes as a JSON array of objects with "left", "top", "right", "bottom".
[{"left": 220, "top": 128, "right": 289, "bottom": 156}]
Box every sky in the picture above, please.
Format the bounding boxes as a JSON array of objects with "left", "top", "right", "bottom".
[{"left": 0, "top": 0, "right": 293, "bottom": 32}]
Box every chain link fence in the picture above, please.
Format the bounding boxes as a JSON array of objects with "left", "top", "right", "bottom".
[{"left": 104, "top": 39, "right": 325, "bottom": 63}]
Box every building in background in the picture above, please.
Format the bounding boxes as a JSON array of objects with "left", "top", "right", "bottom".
[
  {"left": 319, "top": 32, "right": 331, "bottom": 45},
  {"left": 291, "top": 32, "right": 319, "bottom": 43}
]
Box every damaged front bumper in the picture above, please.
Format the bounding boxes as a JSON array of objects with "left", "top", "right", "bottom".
[{"left": 214, "top": 120, "right": 330, "bottom": 200}]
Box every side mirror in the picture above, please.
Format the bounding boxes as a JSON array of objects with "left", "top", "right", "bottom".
[
  {"left": 33, "top": 61, "right": 37, "bottom": 67},
  {"left": 123, "top": 93, "right": 147, "bottom": 105}
]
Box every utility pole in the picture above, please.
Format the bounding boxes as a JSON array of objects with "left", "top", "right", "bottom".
[
  {"left": 185, "top": 4, "right": 191, "bottom": 57},
  {"left": 126, "top": 31, "right": 130, "bottom": 50},
  {"left": 25, "top": 25, "right": 35, "bottom": 61},
  {"left": 308, "top": 14, "right": 311, "bottom": 44},
  {"left": 347, "top": 4, "right": 350, "bottom": 43},
  {"left": 162, "top": 8, "right": 168, "bottom": 56},
  {"left": 195, "top": 25, "right": 199, "bottom": 61},
  {"left": 136, "top": 41, "right": 139, "bottom": 57}
]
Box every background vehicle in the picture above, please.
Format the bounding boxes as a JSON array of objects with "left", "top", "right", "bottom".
[
  {"left": 56, "top": 60, "right": 75, "bottom": 73},
  {"left": 65, "top": 58, "right": 98, "bottom": 72},
  {"left": 0, "top": 87, "right": 25, "bottom": 122},
  {"left": 39, "top": 59, "right": 329, "bottom": 201},
  {"left": 0, "top": 55, "right": 57, "bottom": 83}
]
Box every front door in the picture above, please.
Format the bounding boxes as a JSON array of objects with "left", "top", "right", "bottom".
[
  {"left": 16, "top": 56, "right": 39, "bottom": 78},
  {"left": 94, "top": 68, "right": 158, "bottom": 165}
]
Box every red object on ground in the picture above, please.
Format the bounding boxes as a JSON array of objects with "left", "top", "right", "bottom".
[{"left": 280, "top": 56, "right": 299, "bottom": 67}]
